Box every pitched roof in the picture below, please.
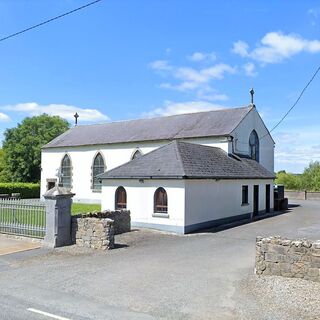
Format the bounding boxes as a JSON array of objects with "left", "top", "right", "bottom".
[
  {"left": 98, "top": 141, "right": 275, "bottom": 180},
  {"left": 43, "top": 106, "right": 251, "bottom": 148}
]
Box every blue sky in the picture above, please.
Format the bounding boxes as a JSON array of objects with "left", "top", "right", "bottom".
[{"left": 0, "top": 0, "right": 319, "bottom": 173}]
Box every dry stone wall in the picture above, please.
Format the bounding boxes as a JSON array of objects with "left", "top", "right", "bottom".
[
  {"left": 75, "top": 210, "right": 131, "bottom": 235},
  {"left": 71, "top": 217, "right": 114, "bottom": 250},
  {"left": 71, "top": 210, "right": 131, "bottom": 251},
  {"left": 256, "top": 236, "right": 320, "bottom": 282}
]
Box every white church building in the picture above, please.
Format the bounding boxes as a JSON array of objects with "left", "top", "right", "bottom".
[{"left": 41, "top": 104, "right": 275, "bottom": 233}]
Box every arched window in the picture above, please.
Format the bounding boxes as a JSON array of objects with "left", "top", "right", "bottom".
[
  {"left": 131, "top": 149, "right": 142, "bottom": 160},
  {"left": 154, "top": 187, "right": 168, "bottom": 213},
  {"left": 115, "top": 186, "right": 127, "bottom": 210},
  {"left": 249, "top": 130, "right": 259, "bottom": 162},
  {"left": 92, "top": 153, "right": 105, "bottom": 191},
  {"left": 61, "top": 154, "right": 72, "bottom": 188}
]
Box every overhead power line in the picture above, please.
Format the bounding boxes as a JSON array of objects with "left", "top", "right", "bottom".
[
  {"left": 0, "top": 0, "right": 103, "bottom": 43},
  {"left": 261, "top": 64, "right": 320, "bottom": 140}
]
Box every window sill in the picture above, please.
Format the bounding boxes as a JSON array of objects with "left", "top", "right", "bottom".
[
  {"left": 152, "top": 213, "right": 169, "bottom": 218},
  {"left": 241, "top": 203, "right": 250, "bottom": 206}
]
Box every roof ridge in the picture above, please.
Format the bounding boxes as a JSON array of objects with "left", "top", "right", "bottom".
[
  {"left": 43, "top": 105, "right": 254, "bottom": 148},
  {"left": 173, "top": 141, "right": 187, "bottom": 177},
  {"left": 69, "top": 106, "right": 250, "bottom": 128}
]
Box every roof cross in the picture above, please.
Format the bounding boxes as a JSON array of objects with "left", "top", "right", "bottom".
[
  {"left": 74, "top": 112, "right": 79, "bottom": 126},
  {"left": 250, "top": 88, "right": 255, "bottom": 105}
]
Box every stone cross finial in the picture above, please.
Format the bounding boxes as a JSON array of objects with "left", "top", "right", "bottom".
[
  {"left": 74, "top": 112, "right": 79, "bottom": 126},
  {"left": 250, "top": 88, "right": 255, "bottom": 105}
]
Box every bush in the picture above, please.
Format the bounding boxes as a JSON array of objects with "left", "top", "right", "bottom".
[
  {"left": 0, "top": 183, "right": 40, "bottom": 198},
  {"left": 276, "top": 161, "right": 320, "bottom": 192},
  {"left": 300, "top": 161, "right": 320, "bottom": 191},
  {"left": 275, "top": 172, "right": 302, "bottom": 190}
]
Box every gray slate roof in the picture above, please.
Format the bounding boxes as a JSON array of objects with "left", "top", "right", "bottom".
[
  {"left": 43, "top": 106, "right": 251, "bottom": 148},
  {"left": 98, "top": 141, "right": 275, "bottom": 180}
]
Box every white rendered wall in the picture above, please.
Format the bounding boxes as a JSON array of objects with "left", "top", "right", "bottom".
[
  {"left": 231, "top": 107, "right": 275, "bottom": 172},
  {"left": 185, "top": 179, "right": 274, "bottom": 227},
  {"left": 40, "top": 137, "right": 228, "bottom": 202},
  {"left": 101, "top": 179, "right": 186, "bottom": 229}
]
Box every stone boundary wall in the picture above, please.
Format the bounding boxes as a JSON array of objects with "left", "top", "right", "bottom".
[
  {"left": 306, "top": 192, "right": 320, "bottom": 201},
  {"left": 285, "top": 190, "right": 306, "bottom": 200},
  {"left": 74, "top": 210, "right": 131, "bottom": 235},
  {"left": 256, "top": 236, "right": 320, "bottom": 282},
  {"left": 71, "top": 217, "right": 114, "bottom": 250},
  {"left": 285, "top": 190, "right": 320, "bottom": 201}
]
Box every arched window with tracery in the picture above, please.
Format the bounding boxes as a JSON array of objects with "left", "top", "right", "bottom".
[
  {"left": 61, "top": 154, "right": 72, "bottom": 188},
  {"left": 131, "top": 149, "right": 142, "bottom": 160},
  {"left": 115, "top": 186, "right": 127, "bottom": 209},
  {"left": 154, "top": 187, "right": 168, "bottom": 213},
  {"left": 92, "top": 153, "right": 105, "bottom": 191},
  {"left": 249, "top": 130, "right": 259, "bottom": 162}
]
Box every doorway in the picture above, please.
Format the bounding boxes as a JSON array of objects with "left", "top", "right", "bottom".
[
  {"left": 266, "top": 184, "right": 271, "bottom": 213},
  {"left": 253, "top": 185, "right": 259, "bottom": 216}
]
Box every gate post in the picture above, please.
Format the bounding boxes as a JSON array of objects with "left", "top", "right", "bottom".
[{"left": 43, "top": 186, "right": 75, "bottom": 248}]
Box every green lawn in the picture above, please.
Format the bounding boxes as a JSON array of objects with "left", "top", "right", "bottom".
[
  {"left": 0, "top": 203, "right": 101, "bottom": 232},
  {"left": 71, "top": 203, "right": 101, "bottom": 215}
]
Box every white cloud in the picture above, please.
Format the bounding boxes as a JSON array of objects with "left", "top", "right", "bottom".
[
  {"left": 187, "top": 51, "right": 217, "bottom": 62},
  {"left": 232, "top": 32, "right": 320, "bottom": 64},
  {"left": 149, "top": 60, "right": 173, "bottom": 71},
  {"left": 274, "top": 128, "right": 320, "bottom": 172},
  {"left": 157, "top": 63, "right": 236, "bottom": 92},
  {"left": 142, "top": 100, "right": 226, "bottom": 117},
  {"left": 175, "top": 67, "right": 209, "bottom": 83},
  {"left": 2, "top": 102, "right": 109, "bottom": 122},
  {"left": 243, "top": 62, "right": 257, "bottom": 77},
  {"left": 0, "top": 112, "right": 10, "bottom": 122},
  {"left": 232, "top": 41, "right": 249, "bottom": 57},
  {"left": 150, "top": 56, "right": 234, "bottom": 104}
]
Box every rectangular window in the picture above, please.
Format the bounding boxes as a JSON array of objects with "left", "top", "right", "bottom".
[{"left": 242, "top": 185, "right": 249, "bottom": 205}]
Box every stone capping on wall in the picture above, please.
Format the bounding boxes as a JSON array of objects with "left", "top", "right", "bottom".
[{"left": 256, "top": 236, "right": 320, "bottom": 282}]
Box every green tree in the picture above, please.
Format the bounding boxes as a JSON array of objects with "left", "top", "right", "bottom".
[
  {"left": 275, "top": 171, "right": 302, "bottom": 190},
  {"left": 2, "top": 114, "right": 69, "bottom": 182},
  {"left": 0, "top": 149, "right": 7, "bottom": 182},
  {"left": 300, "top": 161, "right": 320, "bottom": 191}
]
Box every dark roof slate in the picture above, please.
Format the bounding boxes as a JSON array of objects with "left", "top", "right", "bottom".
[
  {"left": 43, "top": 106, "right": 251, "bottom": 148},
  {"left": 98, "top": 141, "right": 275, "bottom": 180}
]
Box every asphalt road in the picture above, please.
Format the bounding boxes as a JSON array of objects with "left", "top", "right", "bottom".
[{"left": 0, "top": 200, "right": 319, "bottom": 320}]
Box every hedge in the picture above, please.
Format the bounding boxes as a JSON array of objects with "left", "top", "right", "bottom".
[{"left": 0, "top": 183, "right": 40, "bottom": 199}]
